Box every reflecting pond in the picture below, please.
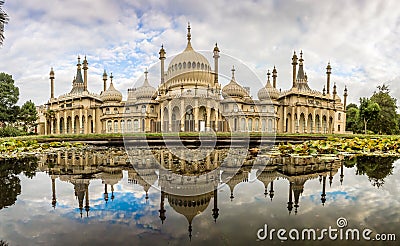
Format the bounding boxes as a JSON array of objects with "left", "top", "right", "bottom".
[{"left": 0, "top": 147, "right": 399, "bottom": 245}]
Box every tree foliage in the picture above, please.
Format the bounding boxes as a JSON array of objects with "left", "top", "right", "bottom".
[
  {"left": 359, "top": 97, "right": 380, "bottom": 134},
  {"left": 369, "top": 84, "right": 398, "bottom": 134},
  {"left": 19, "top": 100, "right": 38, "bottom": 131},
  {"left": 0, "top": 73, "right": 19, "bottom": 124}
]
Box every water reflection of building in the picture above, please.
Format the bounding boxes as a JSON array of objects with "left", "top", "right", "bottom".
[{"left": 39, "top": 148, "right": 345, "bottom": 239}]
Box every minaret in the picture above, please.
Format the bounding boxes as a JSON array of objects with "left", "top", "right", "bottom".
[
  {"left": 333, "top": 82, "right": 337, "bottom": 102},
  {"left": 340, "top": 163, "right": 344, "bottom": 185},
  {"left": 186, "top": 22, "right": 192, "bottom": 50},
  {"left": 212, "top": 188, "right": 219, "bottom": 222},
  {"left": 287, "top": 182, "right": 293, "bottom": 214},
  {"left": 326, "top": 62, "right": 332, "bottom": 94},
  {"left": 343, "top": 86, "right": 348, "bottom": 109},
  {"left": 49, "top": 67, "right": 55, "bottom": 99},
  {"left": 269, "top": 180, "right": 274, "bottom": 201},
  {"left": 85, "top": 185, "right": 90, "bottom": 217},
  {"left": 104, "top": 184, "right": 109, "bottom": 203},
  {"left": 83, "top": 56, "right": 88, "bottom": 91},
  {"left": 102, "top": 70, "right": 108, "bottom": 92},
  {"left": 213, "top": 43, "right": 220, "bottom": 85},
  {"left": 51, "top": 177, "right": 57, "bottom": 209},
  {"left": 291, "top": 51, "right": 298, "bottom": 87},
  {"left": 159, "top": 191, "right": 166, "bottom": 224},
  {"left": 272, "top": 66, "right": 277, "bottom": 88},
  {"left": 159, "top": 45, "right": 166, "bottom": 84},
  {"left": 321, "top": 176, "right": 327, "bottom": 206}
]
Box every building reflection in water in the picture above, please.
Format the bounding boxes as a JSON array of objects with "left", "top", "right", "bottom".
[{"left": 38, "top": 148, "right": 344, "bottom": 239}]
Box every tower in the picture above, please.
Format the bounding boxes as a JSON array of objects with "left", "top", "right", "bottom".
[
  {"left": 272, "top": 66, "right": 277, "bottom": 88},
  {"left": 343, "top": 86, "right": 348, "bottom": 109},
  {"left": 83, "top": 56, "right": 88, "bottom": 91},
  {"left": 159, "top": 45, "right": 166, "bottom": 84},
  {"left": 291, "top": 51, "right": 298, "bottom": 87},
  {"left": 213, "top": 43, "right": 220, "bottom": 85},
  {"left": 49, "top": 67, "right": 55, "bottom": 99},
  {"left": 326, "top": 62, "right": 332, "bottom": 94},
  {"left": 102, "top": 70, "right": 108, "bottom": 92}
]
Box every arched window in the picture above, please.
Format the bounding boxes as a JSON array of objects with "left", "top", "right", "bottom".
[
  {"left": 248, "top": 118, "right": 253, "bottom": 132},
  {"left": 133, "top": 119, "right": 139, "bottom": 132},
  {"left": 121, "top": 120, "right": 125, "bottom": 132},
  {"left": 107, "top": 120, "right": 112, "bottom": 133},
  {"left": 114, "top": 120, "right": 118, "bottom": 133},
  {"left": 192, "top": 61, "right": 196, "bottom": 68},
  {"left": 127, "top": 120, "right": 132, "bottom": 132},
  {"left": 183, "top": 62, "right": 186, "bottom": 69},
  {"left": 179, "top": 63, "right": 182, "bottom": 69},
  {"left": 188, "top": 62, "right": 191, "bottom": 68},
  {"left": 241, "top": 118, "right": 246, "bottom": 131},
  {"left": 338, "top": 113, "right": 341, "bottom": 120},
  {"left": 201, "top": 63, "right": 204, "bottom": 70}
]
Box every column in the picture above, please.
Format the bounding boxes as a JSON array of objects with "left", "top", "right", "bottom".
[
  {"left": 194, "top": 99, "right": 199, "bottom": 131},
  {"left": 215, "top": 109, "right": 219, "bottom": 132},
  {"left": 92, "top": 108, "right": 96, "bottom": 134},
  {"left": 44, "top": 119, "right": 47, "bottom": 135},
  {"left": 168, "top": 101, "right": 172, "bottom": 132},
  {"left": 63, "top": 111, "right": 67, "bottom": 134},
  {"left": 71, "top": 110, "right": 75, "bottom": 134},
  {"left": 79, "top": 108, "right": 83, "bottom": 134},
  {"left": 160, "top": 104, "right": 164, "bottom": 132},
  {"left": 180, "top": 99, "right": 185, "bottom": 131},
  {"left": 56, "top": 112, "right": 60, "bottom": 134},
  {"left": 84, "top": 108, "right": 88, "bottom": 134},
  {"left": 206, "top": 105, "right": 211, "bottom": 131}
]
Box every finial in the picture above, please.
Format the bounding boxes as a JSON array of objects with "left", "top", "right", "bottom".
[
  {"left": 77, "top": 55, "right": 81, "bottom": 64},
  {"left": 267, "top": 69, "right": 271, "bottom": 81},
  {"left": 300, "top": 50, "right": 303, "bottom": 58},
  {"left": 110, "top": 72, "right": 113, "bottom": 84},
  {"left": 161, "top": 44, "right": 164, "bottom": 49},
  {"left": 231, "top": 66, "right": 235, "bottom": 79},
  {"left": 187, "top": 22, "right": 191, "bottom": 42},
  {"left": 144, "top": 68, "right": 148, "bottom": 80},
  {"left": 103, "top": 69, "right": 107, "bottom": 76}
]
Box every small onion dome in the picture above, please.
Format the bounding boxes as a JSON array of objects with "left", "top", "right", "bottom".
[
  {"left": 222, "top": 67, "right": 248, "bottom": 99},
  {"left": 101, "top": 73, "right": 122, "bottom": 102},
  {"left": 136, "top": 69, "right": 157, "bottom": 100},
  {"left": 258, "top": 70, "right": 280, "bottom": 100}
]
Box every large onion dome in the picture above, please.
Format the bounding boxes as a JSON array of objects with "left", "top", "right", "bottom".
[
  {"left": 258, "top": 70, "right": 280, "bottom": 100},
  {"left": 101, "top": 73, "right": 122, "bottom": 102},
  {"left": 165, "top": 23, "right": 212, "bottom": 82},
  {"left": 222, "top": 67, "right": 248, "bottom": 99},
  {"left": 135, "top": 69, "right": 157, "bottom": 100}
]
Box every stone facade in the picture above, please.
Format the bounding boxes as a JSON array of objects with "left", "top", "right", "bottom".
[{"left": 37, "top": 24, "right": 347, "bottom": 135}]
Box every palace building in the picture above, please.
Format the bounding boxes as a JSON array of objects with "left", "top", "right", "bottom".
[{"left": 37, "top": 24, "right": 348, "bottom": 135}]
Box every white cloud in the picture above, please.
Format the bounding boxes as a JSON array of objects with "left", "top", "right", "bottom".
[{"left": 1, "top": 0, "right": 400, "bottom": 107}]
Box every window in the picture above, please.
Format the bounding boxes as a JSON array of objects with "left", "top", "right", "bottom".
[
  {"left": 125, "top": 107, "right": 130, "bottom": 113},
  {"left": 338, "top": 113, "right": 341, "bottom": 120},
  {"left": 338, "top": 125, "right": 341, "bottom": 132},
  {"left": 114, "top": 121, "right": 118, "bottom": 133},
  {"left": 127, "top": 120, "right": 132, "bottom": 132},
  {"left": 121, "top": 120, "right": 125, "bottom": 132},
  {"left": 141, "top": 105, "right": 146, "bottom": 113},
  {"left": 107, "top": 121, "right": 112, "bottom": 133},
  {"left": 133, "top": 119, "right": 139, "bottom": 132}
]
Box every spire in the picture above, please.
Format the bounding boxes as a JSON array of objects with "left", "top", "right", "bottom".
[
  {"left": 185, "top": 22, "right": 193, "bottom": 50},
  {"left": 75, "top": 56, "right": 84, "bottom": 84},
  {"left": 50, "top": 67, "right": 55, "bottom": 99},
  {"left": 272, "top": 66, "right": 277, "bottom": 88},
  {"left": 296, "top": 50, "right": 305, "bottom": 81},
  {"left": 102, "top": 69, "right": 107, "bottom": 92},
  {"left": 83, "top": 55, "right": 88, "bottom": 91},
  {"left": 326, "top": 62, "right": 332, "bottom": 94}
]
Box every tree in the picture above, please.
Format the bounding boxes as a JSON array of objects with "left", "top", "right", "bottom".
[
  {"left": 0, "top": 73, "right": 19, "bottom": 125},
  {"left": 0, "top": 0, "right": 9, "bottom": 45},
  {"left": 359, "top": 97, "right": 380, "bottom": 134},
  {"left": 19, "top": 100, "right": 38, "bottom": 132},
  {"left": 345, "top": 105, "right": 360, "bottom": 133},
  {"left": 369, "top": 84, "right": 399, "bottom": 134}
]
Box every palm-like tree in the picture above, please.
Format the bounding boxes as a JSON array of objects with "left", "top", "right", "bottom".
[{"left": 0, "top": 0, "right": 9, "bottom": 45}]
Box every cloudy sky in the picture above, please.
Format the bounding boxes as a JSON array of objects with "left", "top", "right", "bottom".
[{"left": 1, "top": 0, "right": 400, "bottom": 106}]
